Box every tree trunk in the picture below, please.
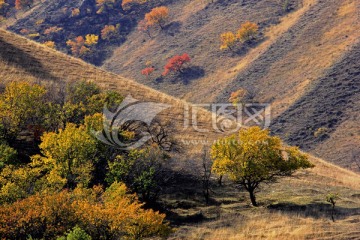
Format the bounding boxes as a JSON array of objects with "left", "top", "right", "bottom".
[
  {"left": 249, "top": 189, "right": 257, "bottom": 206},
  {"left": 218, "top": 175, "right": 223, "bottom": 186}
]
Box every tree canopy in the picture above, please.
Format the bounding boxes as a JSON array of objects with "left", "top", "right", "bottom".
[{"left": 211, "top": 126, "right": 314, "bottom": 206}]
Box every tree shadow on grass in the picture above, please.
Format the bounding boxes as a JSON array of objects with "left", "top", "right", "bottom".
[
  {"left": 267, "top": 202, "right": 360, "bottom": 220},
  {"left": 163, "top": 21, "right": 182, "bottom": 36},
  {"left": 227, "top": 36, "right": 268, "bottom": 57},
  {"left": 170, "top": 66, "right": 205, "bottom": 85}
]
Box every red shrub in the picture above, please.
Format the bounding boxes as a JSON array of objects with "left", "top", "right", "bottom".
[
  {"left": 141, "top": 67, "right": 155, "bottom": 79},
  {"left": 162, "top": 53, "right": 191, "bottom": 76}
]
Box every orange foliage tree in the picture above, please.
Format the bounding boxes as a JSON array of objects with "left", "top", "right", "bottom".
[
  {"left": 15, "top": 0, "right": 33, "bottom": 10},
  {"left": 162, "top": 53, "right": 191, "bottom": 76},
  {"left": 44, "top": 26, "right": 63, "bottom": 36},
  {"left": 66, "top": 36, "right": 89, "bottom": 57},
  {"left": 145, "top": 6, "right": 169, "bottom": 30},
  {"left": 0, "top": 183, "right": 170, "bottom": 239}
]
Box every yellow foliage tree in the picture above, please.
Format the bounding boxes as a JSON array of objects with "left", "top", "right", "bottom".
[
  {"left": 43, "top": 40, "right": 56, "bottom": 49},
  {"left": 71, "top": 7, "right": 80, "bottom": 17},
  {"left": 236, "top": 21, "right": 259, "bottom": 42},
  {"left": 85, "top": 34, "right": 99, "bottom": 46},
  {"left": 145, "top": 6, "right": 169, "bottom": 29},
  {"left": 101, "top": 24, "right": 119, "bottom": 40},
  {"left": 38, "top": 123, "right": 98, "bottom": 189},
  {"left": 0, "top": 183, "right": 171, "bottom": 239},
  {"left": 220, "top": 31, "right": 237, "bottom": 51},
  {"left": 211, "top": 127, "right": 314, "bottom": 206},
  {"left": 0, "top": 81, "right": 47, "bottom": 140}
]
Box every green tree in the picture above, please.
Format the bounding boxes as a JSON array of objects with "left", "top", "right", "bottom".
[
  {"left": 211, "top": 127, "right": 314, "bottom": 206},
  {"left": 106, "top": 146, "right": 170, "bottom": 203},
  {"left": 63, "top": 81, "right": 122, "bottom": 125},
  {"left": 0, "top": 143, "right": 17, "bottom": 170},
  {"left": 57, "top": 226, "right": 92, "bottom": 240}
]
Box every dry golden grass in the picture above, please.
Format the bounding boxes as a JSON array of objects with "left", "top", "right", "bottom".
[{"left": 174, "top": 211, "right": 360, "bottom": 240}]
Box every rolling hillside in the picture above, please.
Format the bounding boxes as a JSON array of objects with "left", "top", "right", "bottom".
[
  {"left": 1, "top": 27, "right": 360, "bottom": 239},
  {"left": 3, "top": 0, "right": 359, "bottom": 170},
  {"left": 101, "top": 0, "right": 360, "bottom": 170}
]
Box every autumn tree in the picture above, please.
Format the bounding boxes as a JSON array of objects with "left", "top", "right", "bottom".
[
  {"left": 66, "top": 36, "right": 89, "bottom": 57},
  {"left": 85, "top": 34, "right": 99, "bottom": 46},
  {"left": 0, "top": 183, "right": 171, "bottom": 239},
  {"left": 44, "top": 26, "right": 62, "bottom": 35},
  {"left": 15, "top": 0, "right": 33, "bottom": 10},
  {"left": 43, "top": 40, "right": 55, "bottom": 49},
  {"left": 162, "top": 53, "right": 191, "bottom": 76},
  {"left": 145, "top": 6, "right": 169, "bottom": 30},
  {"left": 0, "top": 81, "right": 48, "bottom": 141},
  {"left": 0, "top": 0, "right": 6, "bottom": 9},
  {"left": 220, "top": 31, "right": 236, "bottom": 51},
  {"left": 71, "top": 8, "right": 80, "bottom": 17},
  {"left": 236, "top": 21, "right": 259, "bottom": 42},
  {"left": 101, "top": 24, "right": 119, "bottom": 40},
  {"left": 37, "top": 123, "right": 98, "bottom": 189},
  {"left": 211, "top": 126, "right": 314, "bottom": 206}
]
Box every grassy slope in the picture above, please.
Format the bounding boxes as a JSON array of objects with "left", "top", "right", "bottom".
[
  {"left": 102, "top": 0, "right": 360, "bottom": 170},
  {"left": 1, "top": 28, "right": 360, "bottom": 239},
  {"left": 167, "top": 157, "right": 360, "bottom": 240},
  {"left": 0, "top": 28, "right": 225, "bottom": 144}
]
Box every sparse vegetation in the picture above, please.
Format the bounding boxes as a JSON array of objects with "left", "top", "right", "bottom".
[
  {"left": 326, "top": 192, "right": 339, "bottom": 222},
  {"left": 228, "top": 88, "right": 248, "bottom": 105},
  {"left": 220, "top": 21, "right": 259, "bottom": 51}
]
